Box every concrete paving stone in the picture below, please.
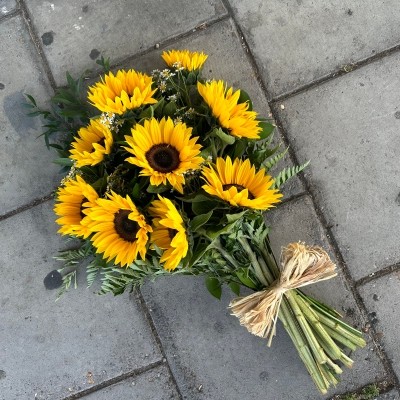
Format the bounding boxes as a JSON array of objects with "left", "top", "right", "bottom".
[
  {"left": 0, "top": 201, "right": 161, "bottom": 400},
  {"left": 80, "top": 365, "right": 179, "bottom": 399},
  {"left": 25, "top": 0, "right": 227, "bottom": 86},
  {"left": 359, "top": 273, "right": 400, "bottom": 380},
  {"left": 376, "top": 390, "right": 400, "bottom": 400},
  {"left": 0, "top": 16, "right": 60, "bottom": 215},
  {"left": 276, "top": 52, "right": 400, "bottom": 281},
  {"left": 229, "top": 0, "right": 400, "bottom": 98},
  {"left": 0, "top": 0, "right": 17, "bottom": 16},
  {"left": 140, "top": 194, "right": 385, "bottom": 400},
  {"left": 117, "top": 19, "right": 304, "bottom": 200}
]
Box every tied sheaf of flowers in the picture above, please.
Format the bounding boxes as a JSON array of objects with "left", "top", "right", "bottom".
[{"left": 53, "top": 49, "right": 281, "bottom": 271}]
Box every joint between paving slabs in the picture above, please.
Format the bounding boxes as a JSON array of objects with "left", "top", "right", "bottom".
[
  {"left": 222, "top": 2, "right": 400, "bottom": 391},
  {"left": 0, "top": 193, "right": 54, "bottom": 222},
  {"left": 355, "top": 262, "right": 400, "bottom": 288},
  {"left": 135, "top": 288, "right": 184, "bottom": 400},
  {"left": 0, "top": 8, "right": 21, "bottom": 23},
  {"left": 328, "top": 380, "right": 397, "bottom": 400},
  {"left": 17, "top": 0, "right": 57, "bottom": 90},
  {"left": 60, "top": 360, "right": 164, "bottom": 400}
]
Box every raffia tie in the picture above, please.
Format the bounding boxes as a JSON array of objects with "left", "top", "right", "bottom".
[{"left": 229, "top": 242, "right": 337, "bottom": 345}]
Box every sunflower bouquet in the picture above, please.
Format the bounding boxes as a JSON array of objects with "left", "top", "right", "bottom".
[{"left": 26, "top": 50, "right": 366, "bottom": 394}]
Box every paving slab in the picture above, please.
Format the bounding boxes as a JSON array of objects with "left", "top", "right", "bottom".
[
  {"left": 359, "top": 273, "right": 400, "bottom": 380},
  {"left": 0, "top": 201, "right": 161, "bottom": 400},
  {"left": 276, "top": 53, "right": 400, "bottom": 281},
  {"left": 0, "top": 16, "right": 60, "bottom": 215},
  {"left": 229, "top": 0, "right": 400, "bottom": 97},
  {"left": 140, "top": 195, "right": 384, "bottom": 400},
  {"left": 0, "top": 0, "right": 17, "bottom": 16},
  {"left": 118, "top": 19, "right": 304, "bottom": 200},
  {"left": 376, "top": 390, "right": 400, "bottom": 400},
  {"left": 25, "top": 0, "right": 227, "bottom": 86},
  {"left": 80, "top": 365, "right": 179, "bottom": 399}
]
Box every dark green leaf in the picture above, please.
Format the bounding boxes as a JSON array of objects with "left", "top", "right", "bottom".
[
  {"left": 205, "top": 276, "right": 222, "bottom": 299},
  {"left": 139, "top": 106, "right": 154, "bottom": 119},
  {"left": 229, "top": 282, "right": 241, "bottom": 296},
  {"left": 225, "top": 210, "right": 247, "bottom": 223},
  {"left": 258, "top": 121, "right": 275, "bottom": 140},
  {"left": 236, "top": 269, "right": 257, "bottom": 289},
  {"left": 164, "top": 101, "right": 177, "bottom": 116},
  {"left": 53, "top": 158, "right": 73, "bottom": 166},
  {"left": 190, "top": 211, "right": 213, "bottom": 232}
]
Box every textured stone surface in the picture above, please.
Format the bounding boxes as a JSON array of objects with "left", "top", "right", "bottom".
[
  {"left": 0, "top": 16, "right": 60, "bottom": 215},
  {"left": 359, "top": 273, "right": 400, "bottom": 380},
  {"left": 140, "top": 195, "right": 384, "bottom": 400},
  {"left": 277, "top": 53, "right": 400, "bottom": 280},
  {"left": 376, "top": 390, "right": 400, "bottom": 400},
  {"left": 229, "top": 0, "right": 400, "bottom": 97},
  {"left": 25, "top": 0, "right": 227, "bottom": 86},
  {"left": 0, "top": 0, "right": 17, "bottom": 16},
  {"left": 0, "top": 202, "right": 160, "bottom": 400},
  {"left": 81, "top": 365, "right": 179, "bottom": 399}
]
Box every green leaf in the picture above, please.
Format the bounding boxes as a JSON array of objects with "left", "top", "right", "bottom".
[
  {"left": 24, "top": 93, "right": 37, "bottom": 107},
  {"left": 236, "top": 269, "right": 257, "bottom": 289},
  {"left": 190, "top": 211, "right": 213, "bottom": 232},
  {"left": 238, "top": 89, "right": 253, "bottom": 111},
  {"left": 188, "top": 242, "right": 211, "bottom": 267},
  {"left": 206, "top": 221, "right": 237, "bottom": 240},
  {"left": 213, "top": 128, "right": 235, "bottom": 145},
  {"left": 225, "top": 210, "right": 247, "bottom": 223},
  {"left": 164, "top": 101, "right": 177, "bottom": 116},
  {"left": 264, "top": 148, "right": 288, "bottom": 170},
  {"left": 53, "top": 158, "right": 73, "bottom": 166},
  {"left": 205, "top": 276, "right": 222, "bottom": 299},
  {"left": 186, "top": 72, "right": 197, "bottom": 85},
  {"left": 231, "top": 139, "right": 247, "bottom": 159},
  {"left": 139, "top": 105, "right": 154, "bottom": 119},
  {"left": 258, "top": 121, "right": 275, "bottom": 140},
  {"left": 229, "top": 282, "right": 241, "bottom": 296},
  {"left": 272, "top": 161, "right": 310, "bottom": 189},
  {"left": 147, "top": 184, "right": 168, "bottom": 194}
]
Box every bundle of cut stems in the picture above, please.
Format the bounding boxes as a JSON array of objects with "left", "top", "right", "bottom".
[{"left": 229, "top": 236, "right": 366, "bottom": 394}]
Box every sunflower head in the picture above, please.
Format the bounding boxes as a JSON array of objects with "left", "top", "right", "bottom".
[
  {"left": 54, "top": 176, "right": 99, "bottom": 238},
  {"left": 124, "top": 117, "right": 204, "bottom": 193},
  {"left": 162, "top": 49, "right": 208, "bottom": 71},
  {"left": 197, "top": 80, "right": 261, "bottom": 139},
  {"left": 69, "top": 119, "right": 113, "bottom": 167},
  {"left": 201, "top": 156, "right": 282, "bottom": 210},
  {"left": 87, "top": 69, "right": 158, "bottom": 114},
  {"left": 86, "top": 192, "right": 152, "bottom": 267},
  {"left": 149, "top": 195, "right": 188, "bottom": 271}
]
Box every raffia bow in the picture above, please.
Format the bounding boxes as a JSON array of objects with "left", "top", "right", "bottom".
[{"left": 229, "top": 242, "right": 337, "bottom": 345}]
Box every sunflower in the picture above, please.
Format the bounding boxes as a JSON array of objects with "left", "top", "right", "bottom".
[
  {"left": 202, "top": 156, "right": 282, "bottom": 210},
  {"left": 87, "top": 192, "right": 152, "bottom": 267},
  {"left": 124, "top": 117, "right": 203, "bottom": 193},
  {"left": 54, "top": 176, "right": 99, "bottom": 238},
  {"left": 197, "top": 80, "right": 261, "bottom": 139},
  {"left": 87, "top": 69, "right": 158, "bottom": 114},
  {"left": 149, "top": 195, "right": 188, "bottom": 271},
  {"left": 69, "top": 119, "right": 113, "bottom": 167},
  {"left": 162, "top": 49, "right": 208, "bottom": 71}
]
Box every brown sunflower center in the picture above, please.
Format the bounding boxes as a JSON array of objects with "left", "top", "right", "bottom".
[
  {"left": 145, "top": 144, "right": 180, "bottom": 173},
  {"left": 114, "top": 210, "right": 139, "bottom": 242},
  {"left": 79, "top": 197, "right": 89, "bottom": 220},
  {"left": 168, "top": 228, "right": 178, "bottom": 240},
  {"left": 222, "top": 184, "right": 255, "bottom": 200}
]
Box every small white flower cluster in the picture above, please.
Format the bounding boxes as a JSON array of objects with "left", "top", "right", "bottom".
[
  {"left": 173, "top": 116, "right": 183, "bottom": 125},
  {"left": 167, "top": 94, "right": 178, "bottom": 102},
  {"left": 172, "top": 61, "right": 184, "bottom": 71},
  {"left": 60, "top": 163, "right": 79, "bottom": 186},
  {"left": 160, "top": 69, "right": 175, "bottom": 79},
  {"left": 184, "top": 107, "right": 195, "bottom": 119},
  {"left": 100, "top": 112, "right": 121, "bottom": 133}
]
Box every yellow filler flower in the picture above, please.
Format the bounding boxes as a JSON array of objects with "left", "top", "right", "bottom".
[
  {"left": 197, "top": 80, "right": 261, "bottom": 139},
  {"left": 87, "top": 69, "right": 158, "bottom": 114},
  {"left": 69, "top": 119, "right": 113, "bottom": 167},
  {"left": 202, "top": 156, "right": 282, "bottom": 210},
  {"left": 54, "top": 176, "right": 99, "bottom": 238},
  {"left": 87, "top": 192, "right": 152, "bottom": 267},
  {"left": 149, "top": 195, "right": 189, "bottom": 271},
  {"left": 162, "top": 49, "right": 208, "bottom": 71},
  {"left": 124, "top": 117, "right": 203, "bottom": 193}
]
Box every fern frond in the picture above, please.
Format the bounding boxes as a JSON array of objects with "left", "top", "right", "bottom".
[
  {"left": 56, "top": 270, "right": 77, "bottom": 301},
  {"left": 263, "top": 147, "right": 289, "bottom": 170},
  {"left": 272, "top": 161, "right": 310, "bottom": 189}
]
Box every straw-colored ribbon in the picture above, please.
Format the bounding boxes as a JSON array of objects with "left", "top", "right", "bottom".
[{"left": 229, "top": 242, "right": 337, "bottom": 345}]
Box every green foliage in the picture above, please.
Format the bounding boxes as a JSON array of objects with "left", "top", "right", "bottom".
[
  {"left": 205, "top": 276, "right": 222, "bottom": 299},
  {"left": 272, "top": 161, "right": 310, "bottom": 189},
  {"left": 96, "top": 55, "right": 111, "bottom": 72}
]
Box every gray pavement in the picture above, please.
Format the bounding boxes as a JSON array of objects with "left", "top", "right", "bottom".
[{"left": 1, "top": 0, "right": 399, "bottom": 399}]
